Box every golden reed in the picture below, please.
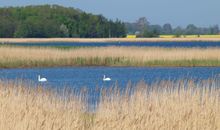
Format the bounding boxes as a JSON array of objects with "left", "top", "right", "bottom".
[
  {"left": 1, "top": 38, "right": 220, "bottom": 43},
  {"left": 0, "top": 46, "right": 220, "bottom": 67},
  {"left": 0, "top": 80, "right": 219, "bottom": 130}
]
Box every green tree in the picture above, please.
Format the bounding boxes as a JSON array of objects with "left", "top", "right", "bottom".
[
  {"left": 163, "top": 23, "right": 172, "bottom": 34},
  {"left": 0, "top": 17, "right": 16, "bottom": 38},
  {"left": 185, "top": 24, "right": 198, "bottom": 35},
  {"left": 0, "top": 5, "right": 126, "bottom": 38}
]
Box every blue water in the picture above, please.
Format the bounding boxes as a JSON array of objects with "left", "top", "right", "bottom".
[
  {"left": 0, "top": 67, "right": 219, "bottom": 89},
  {"left": 1, "top": 67, "right": 219, "bottom": 109},
  {"left": 7, "top": 42, "right": 220, "bottom": 48}
]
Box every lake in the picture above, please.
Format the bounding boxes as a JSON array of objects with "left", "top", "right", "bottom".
[
  {"left": 0, "top": 67, "right": 219, "bottom": 89},
  {"left": 8, "top": 41, "right": 220, "bottom": 48},
  {"left": 1, "top": 67, "right": 219, "bottom": 109}
]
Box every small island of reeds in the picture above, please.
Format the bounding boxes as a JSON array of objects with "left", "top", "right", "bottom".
[{"left": 0, "top": 46, "right": 220, "bottom": 68}]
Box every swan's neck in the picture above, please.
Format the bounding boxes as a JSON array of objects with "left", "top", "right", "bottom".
[
  {"left": 103, "top": 75, "right": 105, "bottom": 79},
  {"left": 38, "top": 75, "right": 40, "bottom": 80}
]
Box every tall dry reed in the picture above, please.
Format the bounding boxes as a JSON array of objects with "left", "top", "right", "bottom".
[
  {"left": 0, "top": 80, "right": 219, "bottom": 130},
  {"left": 1, "top": 37, "right": 220, "bottom": 43},
  {"left": 95, "top": 80, "right": 220, "bottom": 130},
  {"left": 0, "top": 46, "right": 220, "bottom": 67},
  {"left": 0, "top": 81, "right": 88, "bottom": 130}
]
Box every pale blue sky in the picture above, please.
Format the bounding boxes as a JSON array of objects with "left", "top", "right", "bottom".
[{"left": 0, "top": 0, "right": 219, "bottom": 27}]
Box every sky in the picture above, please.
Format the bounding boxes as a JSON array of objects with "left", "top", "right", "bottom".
[{"left": 0, "top": 0, "right": 219, "bottom": 27}]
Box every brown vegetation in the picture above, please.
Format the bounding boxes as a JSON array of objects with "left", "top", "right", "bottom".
[
  {"left": 0, "top": 46, "right": 220, "bottom": 67},
  {"left": 1, "top": 38, "right": 220, "bottom": 43},
  {"left": 0, "top": 80, "right": 219, "bottom": 130}
]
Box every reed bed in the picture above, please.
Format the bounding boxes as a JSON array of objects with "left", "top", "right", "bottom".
[
  {"left": 1, "top": 46, "right": 220, "bottom": 67},
  {"left": 1, "top": 38, "right": 220, "bottom": 43},
  {"left": 0, "top": 80, "right": 219, "bottom": 130},
  {"left": 0, "top": 81, "right": 89, "bottom": 130}
]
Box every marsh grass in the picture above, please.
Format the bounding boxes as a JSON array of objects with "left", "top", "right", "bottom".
[
  {"left": 1, "top": 38, "right": 220, "bottom": 43},
  {"left": 0, "top": 81, "right": 88, "bottom": 130},
  {"left": 0, "top": 46, "right": 220, "bottom": 68},
  {"left": 0, "top": 80, "right": 219, "bottom": 130}
]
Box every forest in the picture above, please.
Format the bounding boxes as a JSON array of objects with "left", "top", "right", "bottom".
[
  {"left": 0, "top": 5, "right": 219, "bottom": 38},
  {"left": 125, "top": 17, "right": 219, "bottom": 37},
  {"left": 0, "top": 5, "right": 126, "bottom": 38}
]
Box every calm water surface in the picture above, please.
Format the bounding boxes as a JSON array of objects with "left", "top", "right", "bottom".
[
  {"left": 0, "top": 67, "right": 219, "bottom": 89},
  {"left": 8, "top": 41, "right": 220, "bottom": 48},
  {"left": 1, "top": 67, "right": 220, "bottom": 109}
]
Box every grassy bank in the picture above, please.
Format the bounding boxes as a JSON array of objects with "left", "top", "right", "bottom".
[
  {"left": 0, "top": 46, "right": 220, "bottom": 68},
  {"left": 0, "top": 80, "right": 219, "bottom": 129}
]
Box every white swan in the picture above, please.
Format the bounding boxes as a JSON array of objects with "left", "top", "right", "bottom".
[
  {"left": 103, "top": 75, "right": 111, "bottom": 81},
  {"left": 38, "top": 75, "right": 47, "bottom": 82}
]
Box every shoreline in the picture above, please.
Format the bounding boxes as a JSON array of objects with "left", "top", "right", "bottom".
[
  {"left": 1, "top": 64, "right": 220, "bottom": 69},
  {"left": 1, "top": 38, "right": 220, "bottom": 43}
]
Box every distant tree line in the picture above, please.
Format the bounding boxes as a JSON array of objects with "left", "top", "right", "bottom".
[
  {"left": 0, "top": 6, "right": 219, "bottom": 38},
  {"left": 125, "top": 17, "right": 220, "bottom": 37},
  {"left": 0, "top": 5, "right": 126, "bottom": 38}
]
